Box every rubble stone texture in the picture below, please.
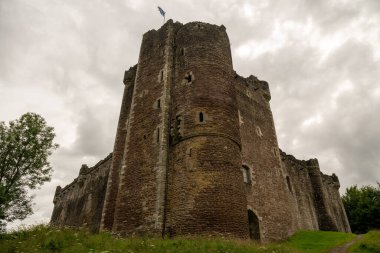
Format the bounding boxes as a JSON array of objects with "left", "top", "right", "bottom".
[{"left": 50, "top": 20, "right": 351, "bottom": 242}]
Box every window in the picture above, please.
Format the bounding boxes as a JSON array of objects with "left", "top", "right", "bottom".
[
  {"left": 181, "top": 48, "right": 185, "bottom": 56},
  {"left": 157, "top": 99, "right": 161, "bottom": 109},
  {"left": 185, "top": 73, "right": 192, "bottom": 83},
  {"left": 286, "top": 176, "right": 293, "bottom": 193},
  {"left": 256, "top": 126, "right": 263, "bottom": 137},
  {"left": 273, "top": 147, "right": 279, "bottom": 157},
  {"left": 242, "top": 165, "right": 251, "bottom": 184},
  {"left": 160, "top": 70, "right": 164, "bottom": 82},
  {"left": 156, "top": 128, "right": 160, "bottom": 143},
  {"left": 182, "top": 72, "right": 194, "bottom": 85},
  {"left": 199, "top": 112, "right": 204, "bottom": 122},
  {"left": 175, "top": 115, "right": 183, "bottom": 137}
]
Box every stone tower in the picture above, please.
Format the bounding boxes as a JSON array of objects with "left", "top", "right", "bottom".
[
  {"left": 51, "top": 20, "right": 351, "bottom": 242},
  {"left": 101, "top": 20, "right": 249, "bottom": 238}
]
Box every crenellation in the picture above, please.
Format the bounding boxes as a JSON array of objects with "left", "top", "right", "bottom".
[{"left": 51, "top": 20, "right": 350, "bottom": 241}]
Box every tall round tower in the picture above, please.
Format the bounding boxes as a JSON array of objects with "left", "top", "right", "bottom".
[{"left": 166, "top": 22, "right": 249, "bottom": 238}]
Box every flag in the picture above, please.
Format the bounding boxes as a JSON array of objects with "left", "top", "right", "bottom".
[{"left": 158, "top": 6, "right": 165, "bottom": 17}]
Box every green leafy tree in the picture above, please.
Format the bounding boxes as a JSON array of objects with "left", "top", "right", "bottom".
[
  {"left": 342, "top": 183, "right": 380, "bottom": 234},
  {"left": 0, "top": 113, "right": 58, "bottom": 231}
]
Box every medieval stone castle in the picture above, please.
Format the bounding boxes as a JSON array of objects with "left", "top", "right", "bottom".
[{"left": 50, "top": 20, "right": 351, "bottom": 242}]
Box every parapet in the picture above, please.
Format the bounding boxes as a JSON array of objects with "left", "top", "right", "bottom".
[
  {"left": 123, "top": 65, "right": 137, "bottom": 86},
  {"left": 53, "top": 153, "right": 113, "bottom": 200},
  {"left": 234, "top": 73, "right": 271, "bottom": 101}
]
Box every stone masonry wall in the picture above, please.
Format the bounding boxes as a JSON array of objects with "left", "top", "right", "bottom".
[
  {"left": 100, "top": 65, "right": 136, "bottom": 231},
  {"left": 321, "top": 174, "right": 351, "bottom": 232},
  {"left": 280, "top": 151, "right": 320, "bottom": 231},
  {"left": 235, "top": 74, "right": 296, "bottom": 241},
  {"left": 166, "top": 22, "right": 248, "bottom": 238},
  {"left": 281, "top": 150, "right": 351, "bottom": 233},
  {"left": 111, "top": 21, "right": 182, "bottom": 235},
  {"left": 51, "top": 154, "right": 112, "bottom": 232}
]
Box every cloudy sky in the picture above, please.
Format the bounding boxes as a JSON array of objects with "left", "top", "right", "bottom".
[{"left": 1, "top": 0, "right": 379, "bottom": 229}]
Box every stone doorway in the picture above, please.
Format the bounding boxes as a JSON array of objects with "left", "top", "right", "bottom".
[{"left": 248, "top": 210, "right": 260, "bottom": 240}]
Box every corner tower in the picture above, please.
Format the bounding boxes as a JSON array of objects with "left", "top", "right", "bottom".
[
  {"left": 101, "top": 20, "right": 249, "bottom": 238},
  {"left": 166, "top": 22, "right": 249, "bottom": 237}
]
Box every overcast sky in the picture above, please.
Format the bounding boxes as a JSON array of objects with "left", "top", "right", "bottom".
[{"left": 1, "top": 0, "right": 379, "bottom": 229}]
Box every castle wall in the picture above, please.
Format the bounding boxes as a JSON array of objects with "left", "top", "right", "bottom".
[
  {"left": 321, "top": 174, "right": 351, "bottom": 232},
  {"left": 166, "top": 22, "right": 249, "bottom": 238},
  {"left": 111, "top": 21, "right": 181, "bottom": 235},
  {"left": 100, "top": 65, "right": 136, "bottom": 231},
  {"left": 50, "top": 154, "right": 112, "bottom": 232},
  {"left": 235, "top": 75, "right": 296, "bottom": 241},
  {"left": 280, "top": 151, "right": 319, "bottom": 231},
  {"left": 280, "top": 151, "right": 351, "bottom": 233}
]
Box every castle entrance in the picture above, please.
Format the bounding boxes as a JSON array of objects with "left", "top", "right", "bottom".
[{"left": 248, "top": 210, "right": 260, "bottom": 240}]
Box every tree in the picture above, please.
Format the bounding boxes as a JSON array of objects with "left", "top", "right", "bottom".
[
  {"left": 0, "top": 113, "right": 58, "bottom": 231},
  {"left": 342, "top": 183, "right": 380, "bottom": 234}
]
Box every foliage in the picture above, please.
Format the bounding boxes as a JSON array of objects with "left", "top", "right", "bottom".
[
  {"left": 349, "top": 230, "right": 380, "bottom": 253},
  {"left": 0, "top": 225, "right": 358, "bottom": 253},
  {"left": 342, "top": 184, "right": 380, "bottom": 234},
  {"left": 0, "top": 113, "right": 58, "bottom": 230}
]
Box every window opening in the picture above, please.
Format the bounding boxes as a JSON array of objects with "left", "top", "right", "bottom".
[
  {"left": 157, "top": 128, "right": 160, "bottom": 143},
  {"left": 185, "top": 73, "right": 192, "bottom": 83},
  {"left": 157, "top": 99, "right": 161, "bottom": 109},
  {"left": 199, "top": 112, "right": 204, "bottom": 122},
  {"left": 242, "top": 165, "right": 251, "bottom": 184},
  {"left": 181, "top": 48, "right": 185, "bottom": 56},
  {"left": 286, "top": 176, "right": 293, "bottom": 193},
  {"left": 273, "top": 147, "right": 278, "bottom": 157},
  {"left": 256, "top": 126, "right": 263, "bottom": 137},
  {"left": 160, "top": 70, "right": 164, "bottom": 82},
  {"left": 175, "top": 115, "right": 183, "bottom": 137}
]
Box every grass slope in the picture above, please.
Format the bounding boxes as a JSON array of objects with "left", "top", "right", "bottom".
[
  {"left": 0, "top": 225, "right": 356, "bottom": 253},
  {"left": 349, "top": 231, "right": 380, "bottom": 253}
]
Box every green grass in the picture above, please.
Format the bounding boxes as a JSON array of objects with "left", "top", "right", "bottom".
[
  {"left": 349, "top": 230, "right": 380, "bottom": 253},
  {"left": 285, "top": 230, "right": 355, "bottom": 253},
  {"left": 0, "top": 225, "right": 357, "bottom": 253}
]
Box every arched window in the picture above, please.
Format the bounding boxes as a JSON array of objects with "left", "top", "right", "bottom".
[{"left": 242, "top": 165, "right": 251, "bottom": 184}]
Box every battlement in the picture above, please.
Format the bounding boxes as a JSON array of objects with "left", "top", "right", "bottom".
[{"left": 53, "top": 153, "right": 112, "bottom": 202}]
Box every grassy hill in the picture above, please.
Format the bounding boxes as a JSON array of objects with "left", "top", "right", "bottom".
[{"left": 0, "top": 225, "right": 378, "bottom": 253}]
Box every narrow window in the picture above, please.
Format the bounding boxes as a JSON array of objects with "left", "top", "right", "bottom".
[
  {"left": 160, "top": 70, "right": 164, "bottom": 82},
  {"left": 157, "top": 128, "right": 160, "bottom": 143},
  {"left": 175, "top": 115, "right": 183, "bottom": 137},
  {"left": 256, "top": 126, "right": 263, "bottom": 137},
  {"left": 157, "top": 99, "right": 161, "bottom": 109},
  {"left": 273, "top": 147, "right": 278, "bottom": 157},
  {"left": 199, "top": 112, "right": 204, "bottom": 122},
  {"left": 181, "top": 48, "right": 185, "bottom": 56},
  {"left": 185, "top": 73, "right": 192, "bottom": 83},
  {"left": 286, "top": 176, "right": 293, "bottom": 193},
  {"left": 242, "top": 165, "right": 251, "bottom": 184},
  {"left": 186, "top": 147, "right": 192, "bottom": 157}
]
